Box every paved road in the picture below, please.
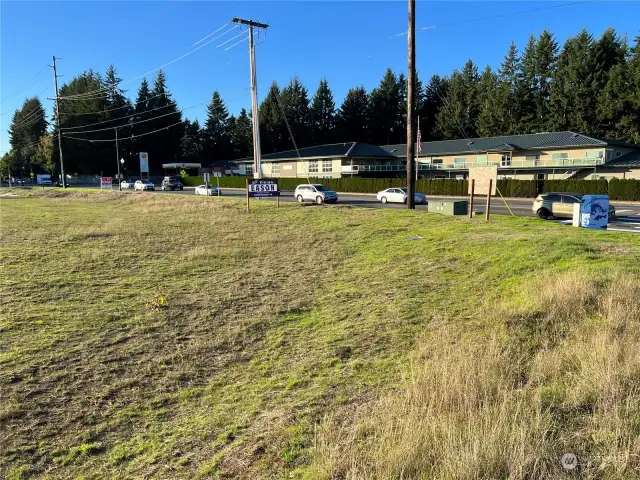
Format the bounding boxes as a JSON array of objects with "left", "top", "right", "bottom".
[
  {"left": 155, "top": 187, "right": 640, "bottom": 234},
  {"left": 18, "top": 184, "right": 640, "bottom": 234}
]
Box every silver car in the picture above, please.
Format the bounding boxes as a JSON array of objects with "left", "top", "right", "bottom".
[{"left": 294, "top": 184, "right": 338, "bottom": 204}]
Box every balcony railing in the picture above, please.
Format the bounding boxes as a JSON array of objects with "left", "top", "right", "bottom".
[
  {"left": 356, "top": 157, "right": 605, "bottom": 172},
  {"left": 341, "top": 165, "right": 360, "bottom": 174}
]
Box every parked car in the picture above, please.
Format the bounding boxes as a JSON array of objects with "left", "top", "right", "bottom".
[
  {"left": 161, "top": 177, "right": 183, "bottom": 191},
  {"left": 377, "top": 187, "right": 427, "bottom": 205},
  {"left": 532, "top": 192, "right": 616, "bottom": 220},
  {"left": 294, "top": 184, "right": 338, "bottom": 204},
  {"left": 134, "top": 180, "right": 155, "bottom": 191},
  {"left": 194, "top": 185, "right": 220, "bottom": 196},
  {"left": 121, "top": 179, "right": 136, "bottom": 189}
]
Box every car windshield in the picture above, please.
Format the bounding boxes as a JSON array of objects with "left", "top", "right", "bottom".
[
  {"left": 399, "top": 188, "right": 407, "bottom": 193},
  {"left": 314, "top": 185, "right": 330, "bottom": 192}
]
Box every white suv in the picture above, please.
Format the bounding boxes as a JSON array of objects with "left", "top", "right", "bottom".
[{"left": 294, "top": 184, "right": 338, "bottom": 204}]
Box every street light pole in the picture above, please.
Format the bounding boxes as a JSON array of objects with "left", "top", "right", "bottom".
[{"left": 115, "top": 127, "right": 121, "bottom": 191}]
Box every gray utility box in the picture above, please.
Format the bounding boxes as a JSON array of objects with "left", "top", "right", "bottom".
[{"left": 428, "top": 200, "right": 469, "bottom": 216}]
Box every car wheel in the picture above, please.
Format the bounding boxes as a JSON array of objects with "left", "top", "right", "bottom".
[
  {"left": 537, "top": 208, "right": 550, "bottom": 220},
  {"left": 297, "top": 195, "right": 304, "bottom": 203},
  {"left": 403, "top": 198, "right": 407, "bottom": 204},
  {"left": 381, "top": 196, "right": 387, "bottom": 204},
  {"left": 316, "top": 196, "right": 324, "bottom": 205},
  {"left": 180, "top": 187, "right": 183, "bottom": 191}
]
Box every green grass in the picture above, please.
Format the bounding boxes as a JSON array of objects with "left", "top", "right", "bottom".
[{"left": 1, "top": 189, "right": 639, "bottom": 479}]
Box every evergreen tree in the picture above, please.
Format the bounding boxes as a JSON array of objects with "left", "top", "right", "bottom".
[
  {"left": 494, "top": 42, "right": 522, "bottom": 134},
  {"left": 517, "top": 34, "right": 538, "bottom": 132},
  {"left": 55, "top": 70, "right": 109, "bottom": 174},
  {"left": 180, "top": 119, "right": 203, "bottom": 163},
  {"left": 369, "top": 68, "right": 403, "bottom": 145},
  {"left": 548, "top": 29, "right": 597, "bottom": 133},
  {"left": 203, "top": 90, "right": 232, "bottom": 161},
  {"left": 534, "top": 30, "right": 559, "bottom": 130},
  {"left": 8, "top": 97, "right": 48, "bottom": 174},
  {"left": 420, "top": 75, "right": 448, "bottom": 140},
  {"left": 142, "top": 70, "right": 183, "bottom": 169},
  {"left": 231, "top": 108, "right": 253, "bottom": 158},
  {"left": 435, "top": 60, "right": 480, "bottom": 139},
  {"left": 259, "top": 81, "right": 288, "bottom": 154},
  {"left": 310, "top": 79, "right": 336, "bottom": 145},
  {"left": 476, "top": 66, "right": 502, "bottom": 137},
  {"left": 336, "top": 86, "right": 370, "bottom": 143},
  {"left": 280, "top": 76, "right": 312, "bottom": 148}
]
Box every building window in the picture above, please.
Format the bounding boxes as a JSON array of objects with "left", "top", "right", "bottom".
[
  {"left": 475, "top": 155, "right": 488, "bottom": 165},
  {"left": 246, "top": 164, "right": 253, "bottom": 176},
  {"left": 525, "top": 154, "right": 540, "bottom": 161},
  {"left": 309, "top": 160, "right": 318, "bottom": 173},
  {"left": 322, "top": 159, "right": 332, "bottom": 172},
  {"left": 272, "top": 163, "right": 280, "bottom": 174},
  {"left": 432, "top": 158, "right": 443, "bottom": 164},
  {"left": 454, "top": 157, "right": 466, "bottom": 165},
  {"left": 552, "top": 153, "right": 569, "bottom": 160}
]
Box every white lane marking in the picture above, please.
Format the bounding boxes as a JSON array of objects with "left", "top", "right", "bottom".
[{"left": 616, "top": 209, "right": 633, "bottom": 214}]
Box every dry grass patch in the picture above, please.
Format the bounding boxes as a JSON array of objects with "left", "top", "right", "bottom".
[{"left": 311, "top": 271, "right": 640, "bottom": 479}]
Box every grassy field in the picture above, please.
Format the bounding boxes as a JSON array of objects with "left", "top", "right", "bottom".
[{"left": 1, "top": 189, "right": 639, "bottom": 479}]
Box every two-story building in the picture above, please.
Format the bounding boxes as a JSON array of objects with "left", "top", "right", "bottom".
[{"left": 235, "top": 131, "right": 640, "bottom": 180}]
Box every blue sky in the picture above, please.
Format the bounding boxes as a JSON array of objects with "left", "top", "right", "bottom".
[{"left": 1, "top": 1, "right": 639, "bottom": 153}]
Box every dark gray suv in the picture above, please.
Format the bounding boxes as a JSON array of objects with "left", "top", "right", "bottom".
[{"left": 161, "top": 177, "right": 183, "bottom": 191}]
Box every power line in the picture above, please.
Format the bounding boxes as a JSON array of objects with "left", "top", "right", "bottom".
[
  {"left": 0, "top": 86, "right": 51, "bottom": 118},
  {"left": 60, "top": 87, "right": 247, "bottom": 132},
  {"left": 192, "top": 22, "right": 231, "bottom": 46},
  {"left": 63, "top": 120, "right": 185, "bottom": 143},
  {"left": 62, "top": 101, "right": 206, "bottom": 135},
  {"left": 216, "top": 30, "right": 246, "bottom": 49},
  {"left": 225, "top": 36, "right": 250, "bottom": 51},
  {"left": 58, "top": 92, "right": 168, "bottom": 117},
  {"left": 390, "top": 0, "right": 591, "bottom": 38},
  {"left": 57, "top": 23, "right": 240, "bottom": 100},
  {"left": 0, "top": 65, "right": 48, "bottom": 105}
]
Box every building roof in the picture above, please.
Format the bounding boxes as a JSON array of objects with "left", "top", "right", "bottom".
[
  {"left": 237, "top": 142, "right": 395, "bottom": 163},
  {"left": 604, "top": 149, "right": 640, "bottom": 167},
  {"left": 383, "top": 131, "right": 611, "bottom": 157}
]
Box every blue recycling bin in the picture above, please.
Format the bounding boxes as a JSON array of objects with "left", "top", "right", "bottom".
[{"left": 578, "top": 195, "right": 609, "bottom": 230}]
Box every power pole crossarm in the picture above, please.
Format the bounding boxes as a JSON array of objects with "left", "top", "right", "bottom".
[
  {"left": 232, "top": 17, "right": 268, "bottom": 179},
  {"left": 51, "top": 56, "right": 67, "bottom": 188}
]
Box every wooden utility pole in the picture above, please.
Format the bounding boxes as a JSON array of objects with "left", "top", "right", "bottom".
[
  {"left": 232, "top": 17, "right": 268, "bottom": 179},
  {"left": 406, "top": 0, "right": 416, "bottom": 209},
  {"left": 51, "top": 56, "right": 66, "bottom": 188},
  {"left": 485, "top": 179, "right": 493, "bottom": 221},
  {"left": 468, "top": 179, "right": 475, "bottom": 219}
]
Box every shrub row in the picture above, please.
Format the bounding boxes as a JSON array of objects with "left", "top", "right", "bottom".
[{"left": 182, "top": 176, "right": 640, "bottom": 201}]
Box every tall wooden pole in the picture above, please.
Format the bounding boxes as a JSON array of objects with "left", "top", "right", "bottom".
[
  {"left": 485, "top": 179, "right": 492, "bottom": 221},
  {"left": 468, "top": 178, "right": 475, "bottom": 219},
  {"left": 52, "top": 56, "right": 66, "bottom": 188},
  {"left": 406, "top": 0, "right": 416, "bottom": 209}
]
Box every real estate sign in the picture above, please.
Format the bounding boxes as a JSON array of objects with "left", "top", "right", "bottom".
[
  {"left": 468, "top": 166, "right": 497, "bottom": 195},
  {"left": 100, "top": 177, "right": 112, "bottom": 190}
]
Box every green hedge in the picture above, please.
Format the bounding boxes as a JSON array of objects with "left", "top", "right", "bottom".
[
  {"left": 183, "top": 175, "right": 640, "bottom": 201},
  {"left": 542, "top": 179, "right": 609, "bottom": 195},
  {"left": 609, "top": 178, "right": 640, "bottom": 201}
]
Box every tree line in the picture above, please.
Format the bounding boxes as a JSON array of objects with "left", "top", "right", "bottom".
[{"left": 3, "top": 27, "right": 639, "bottom": 177}]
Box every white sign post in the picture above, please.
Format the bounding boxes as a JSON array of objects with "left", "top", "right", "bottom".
[{"left": 214, "top": 172, "right": 221, "bottom": 196}]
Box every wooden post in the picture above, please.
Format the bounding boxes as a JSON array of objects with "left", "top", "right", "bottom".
[
  {"left": 485, "top": 179, "right": 492, "bottom": 221},
  {"left": 468, "top": 178, "right": 475, "bottom": 219},
  {"left": 277, "top": 194, "right": 280, "bottom": 208},
  {"left": 246, "top": 178, "right": 250, "bottom": 213}
]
